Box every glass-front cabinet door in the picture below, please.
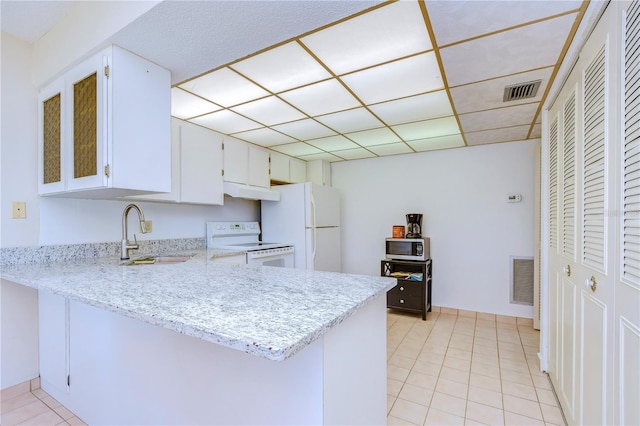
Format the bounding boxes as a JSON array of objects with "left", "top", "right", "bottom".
[
  {"left": 38, "top": 51, "right": 109, "bottom": 194},
  {"left": 38, "top": 77, "right": 66, "bottom": 194},
  {"left": 64, "top": 52, "right": 108, "bottom": 192}
]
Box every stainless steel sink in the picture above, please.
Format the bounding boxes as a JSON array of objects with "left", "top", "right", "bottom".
[{"left": 122, "top": 253, "right": 194, "bottom": 265}]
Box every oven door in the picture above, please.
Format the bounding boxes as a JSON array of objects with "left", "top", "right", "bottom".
[{"left": 246, "top": 247, "right": 294, "bottom": 268}]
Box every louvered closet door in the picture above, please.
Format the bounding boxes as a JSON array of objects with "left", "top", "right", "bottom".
[
  {"left": 547, "top": 76, "right": 580, "bottom": 425},
  {"left": 577, "top": 31, "right": 615, "bottom": 426},
  {"left": 616, "top": 2, "right": 640, "bottom": 424},
  {"left": 546, "top": 4, "right": 617, "bottom": 424}
]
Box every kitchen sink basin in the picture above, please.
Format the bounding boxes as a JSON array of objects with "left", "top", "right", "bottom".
[{"left": 122, "top": 253, "right": 194, "bottom": 266}]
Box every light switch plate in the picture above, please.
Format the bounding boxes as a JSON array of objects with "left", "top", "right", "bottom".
[{"left": 12, "top": 202, "right": 26, "bottom": 219}]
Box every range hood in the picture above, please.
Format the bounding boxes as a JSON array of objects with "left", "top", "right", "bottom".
[{"left": 223, "top": 182, "right": 281, "bottom": 201}]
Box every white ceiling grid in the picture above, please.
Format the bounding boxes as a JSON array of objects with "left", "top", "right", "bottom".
[
  {"left": 0, "top": 0, "right": 585, "bottom": 162},
  {"left": 167, "top": 0, "right": 585, "bottom": 162}
]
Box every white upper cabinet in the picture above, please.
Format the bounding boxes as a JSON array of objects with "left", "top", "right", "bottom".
[
  {"left": 248, "top": 146, "right": 270, "bottom": 188},
  {"left": 38, "top": 45, "right": 171, "bottom": 198},
  {"left": 270, "top": 151, "right": 290, "bottom": 183},
  {"left": 223, "top": 138, "right": 271, "bottom": 188},
  {"left": 132, "top": 118, "right": 223, "bottom": 205},
  {"left": 289, "top": 158, "right": 307, "bottom": 184},
  {"left": 180, "top": 121, "right": 224, "bottom": 205},
  {"left": 222, "top": 138, "right": 249, "bottom": 185},
  {"left": 270, "top": 151, "right": 307, "bottom": 184}
]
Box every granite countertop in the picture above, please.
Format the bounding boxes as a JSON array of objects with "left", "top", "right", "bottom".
[{"left": 1, "top": 249, "right": 395, "bottom": 361}]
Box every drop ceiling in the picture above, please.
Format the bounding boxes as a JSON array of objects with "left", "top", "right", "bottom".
[{"left": 1, "top": 0, "right": 587, "bottom": 163}]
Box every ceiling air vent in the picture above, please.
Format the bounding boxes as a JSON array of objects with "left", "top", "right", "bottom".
[{"left": 503, "top": 80, "right": 542, "bottom": 102}]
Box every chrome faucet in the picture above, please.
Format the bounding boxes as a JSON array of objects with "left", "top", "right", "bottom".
[{"left": 121, "top": 203, "right": 149, "bottom": 260}]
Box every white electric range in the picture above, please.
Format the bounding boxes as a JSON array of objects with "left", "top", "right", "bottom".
[{"left": 206, "top": 221, "right": 294, "bottom": 267}]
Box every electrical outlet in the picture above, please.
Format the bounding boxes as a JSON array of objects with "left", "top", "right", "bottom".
[{"left": 12, "top": 202, "right": 26, "bottom": 219}]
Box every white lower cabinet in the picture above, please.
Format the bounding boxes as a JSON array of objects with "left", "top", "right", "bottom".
[
  {"left": 131, "top": 118, "right": 223, "bottom": 205},
  {"left": 38, "top": 291, "right": 68, "bottom": 396}
]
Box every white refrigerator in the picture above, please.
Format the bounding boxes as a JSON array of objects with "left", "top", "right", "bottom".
[{"left": 261, "top": 183, "right": 341, "bottom": 272}]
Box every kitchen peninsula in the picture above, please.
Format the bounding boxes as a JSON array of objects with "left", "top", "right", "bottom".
[{"left": 1, "top": 249, "right": 395, "bottom": 425}]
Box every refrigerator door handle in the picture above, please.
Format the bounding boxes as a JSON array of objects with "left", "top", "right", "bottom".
[{"left": 310, "top": 193, "right": 317, "bottom": 260}]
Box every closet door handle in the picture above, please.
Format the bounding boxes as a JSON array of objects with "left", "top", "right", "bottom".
[{"left": 563, "top": 265, "right": 571, "bottom": 277}]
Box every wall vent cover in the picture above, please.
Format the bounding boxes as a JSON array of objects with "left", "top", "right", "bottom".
[
  {"left": 503, "top": 80, "right": 542, "bottom": 102},
  {"left": 510, "top": 256, "right": 534, "bottom": 305}
]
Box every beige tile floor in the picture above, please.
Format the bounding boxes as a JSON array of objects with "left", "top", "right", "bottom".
[
  {"left": 1, "top": 308, "right": 564, "bottom": 426},
  {"left": 1, "top": 378, "right": 86, "bottom": 426},
  {"left": 387, "top": 308, "right": 566, "bottom": 426}
]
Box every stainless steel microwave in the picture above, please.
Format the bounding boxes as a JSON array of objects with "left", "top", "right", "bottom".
[{"left": 385, "top": 238, "right": 430, "bottom": 261}]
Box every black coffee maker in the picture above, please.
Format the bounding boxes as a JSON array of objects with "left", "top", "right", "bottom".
[{"left": 406, "top": 214, "right": 423, "bottom": 238}]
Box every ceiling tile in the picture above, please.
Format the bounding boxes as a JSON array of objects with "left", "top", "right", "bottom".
[
  {"left": 231, "top": 96, "right": 305, "bottom": 126},
  {"left": 230, "top": 41, "right": 332, "bottom": 93},
  {"left": 271, "top": 118, "right": 336, "bottom": 140},
  {"left": 331, "top": 147, "right": 377, "bottom": 160},
  {"left": 458, "top": 103, "right": 539, "bottom": 133},
  {"left": 369, "top": 90, "right": 452, "bottom": 125},
  {"left": 179, "top": 67, "right": 269, "bottom": 107},
  {"left": 427, "top": 1, "right": 582, "bottom": 46},
  {"left": 392, "top": 116, "right": 460, "bottom": 141},
  {"left": 345, "top": 127, "right": 401, "bottom": 147},
  {"left": 342, "top": 52, "right": 443, "bottom": 105},
  {"left": 279, "top": 79, "right": 360, "bottom": 116},
  {"left": 407, "top": 134, "right": 465, "bottom": 152},
  {"left": 301, "top": 1, "right": 431, "bottom": 75},
  {"left": 307, "top": 135, "right": 359, "bottom": 151},
  {"left": 298, "top": 152, "right": 344, "bottom": 162},
  {"left": 270, "top": 142, "right": 324, "bottom": 157},
  {"left": 367, "top": 143, "right": 414, "bottom": 156},
  {"left": 171, "top": 88, "right": 221, "bottom": 119},
  {"left": 189, "top": 110, "right": 261, "bottom": 134},
  {"left": 465, "top": 125, "right": 531, "bottom": 146},
  {"left": 450, "top": 68, "right": 553, "bottom": 114},
  {"left": 231, "top": 127, "right": 297, "bottom": 147},
  {"left": 315, "top": 108, "right": 383, "bottom": 133},
  {"left": 440, "top": 13, "right": 577, "bottom": 86}
]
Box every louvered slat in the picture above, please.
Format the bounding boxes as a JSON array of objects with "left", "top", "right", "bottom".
[
  {"left": 583, "top": 45, "right": 607, "bottom": 271},
  {"left": 550, "top": 117, "right": 559, "bottom": 249},
  {"left": 563, "top": 91, "right": 577, "bottom": 259},
  {"left": 624, "top": 0, "right": 640, "bottom": 285}
]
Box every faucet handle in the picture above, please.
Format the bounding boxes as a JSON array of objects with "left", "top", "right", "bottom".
[{"left": 133, "top": 233, "right": 138, "bottom": 246}]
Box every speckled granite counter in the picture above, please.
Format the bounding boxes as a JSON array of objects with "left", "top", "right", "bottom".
[{"left": 1, "top": 249, "right": 395, "bottom": 361}]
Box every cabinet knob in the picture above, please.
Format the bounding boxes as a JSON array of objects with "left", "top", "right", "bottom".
[
  {"left": 399, "top": 286, "right": 404, "bottom": 291},
  {"left": 400, "top": 299, "right": 405, "bottom": 304}
]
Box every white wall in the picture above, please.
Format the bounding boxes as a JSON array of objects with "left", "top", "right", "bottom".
[
  {"left": 1, "top": 33, "right": 41, "bottom": 247},
  {"left": 332, "top": 141, "right": 537, "bottom": 318}
]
